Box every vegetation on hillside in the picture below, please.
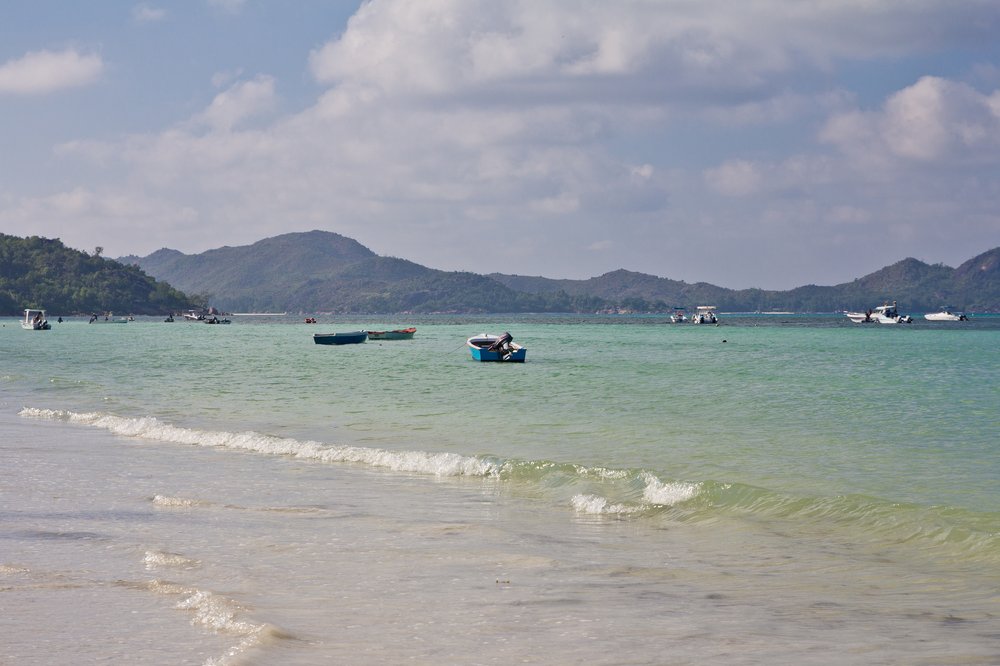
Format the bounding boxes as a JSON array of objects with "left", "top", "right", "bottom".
[
  {"left": 1, "top": 234, "right": 199, "bottom": 316},
  {"left": 126, "top": 230, "right": 1000, "bottom": 313}
]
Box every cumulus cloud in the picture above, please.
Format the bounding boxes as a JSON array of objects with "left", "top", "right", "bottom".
[
  {"left": 193, "top": 75, "right": 277, "bottom": 131},
  {"left": 820, "top": 76, "right": 1000, "bottom": 167},
  {"left": 0, "top": 49, "right": 102, "bottom": 95}
]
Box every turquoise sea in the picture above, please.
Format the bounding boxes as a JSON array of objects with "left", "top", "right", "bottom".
[{"left": 2, "top": 313, "right": 998, "bottom": 664}]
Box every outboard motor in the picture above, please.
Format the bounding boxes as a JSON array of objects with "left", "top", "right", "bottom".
[{"left": 488, "top": 332, "right": 513, "bottom": 352}]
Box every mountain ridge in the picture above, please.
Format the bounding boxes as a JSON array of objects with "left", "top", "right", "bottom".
[{"left": 120, "top": 230, "right": 1000, "bottom": 313}]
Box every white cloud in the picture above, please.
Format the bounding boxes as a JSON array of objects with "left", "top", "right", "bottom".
[
  {"left": 821, "top": 76, "right": 1000, "bottom": 167},
  {"left": 132, "top": 4, "right": 166, "bottom": 23},
  {"left": 0, "top": 49, "right": 102, "bottom": 95},
  {"left": 193, "top": 75, "right": 277, "bottom": 131}
]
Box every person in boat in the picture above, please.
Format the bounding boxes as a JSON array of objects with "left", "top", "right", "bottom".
[
  {"left": 32, "top": 312, "right": 43, "bottom": 327},
  {"left": 89, "top": 313, "right": 98, "bottom": 323},
  {"left": 57, "top": 316, "right": 63, "bottom": 323}
]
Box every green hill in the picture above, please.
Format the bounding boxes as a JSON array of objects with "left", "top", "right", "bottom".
[
  {"left": 1, "top": 234, "right": 198, "bottom": 316},
  {"left": 121, "top": 230, "right": 999, "bottom": 313}
]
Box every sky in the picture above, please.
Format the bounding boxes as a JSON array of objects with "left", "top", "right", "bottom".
[{"left": 2, "top": 1, "right": 1000, "bottom": 289}]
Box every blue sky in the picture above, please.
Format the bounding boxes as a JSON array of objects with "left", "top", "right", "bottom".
[{"left": 2, "top": 1, "right": 999, "bottom": 289}]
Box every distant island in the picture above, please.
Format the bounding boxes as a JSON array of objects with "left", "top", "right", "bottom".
[
  {"left": 1, "top": 234, "right": 199, "bottom": 316},
  {"left": 2, "top": 231, "right": 996, "bottom": 316},
  {"left": 118, "top": 230, "right": 1000, "bottom": 314}
]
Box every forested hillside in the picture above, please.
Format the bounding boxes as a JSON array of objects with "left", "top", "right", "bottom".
[
  {"left": 1, "top": 234, "right": 198, "bottom": 315},
  {"left": 123, "top": 230, "right": 999, "bottom": 313}
]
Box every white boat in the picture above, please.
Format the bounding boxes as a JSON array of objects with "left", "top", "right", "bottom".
[
  {"left": 846, "top": 302, "right": 911, "bottom": 324},
  {"left": 690, "top": 306, "right": 718, "bottom": 324},
  {"left": 924, "top": 309, "right": 968, "bottom": 322},
  {"left": 21, "top": 308, "right": 51, "bottom": 330},
  {"left": 669, "top": 308, "right": 687, "bottom": 323},
  {"left": 89, "top": 312, "right": 128, "bottom": 324},
  {"left": 183, "top": 310, "right": 205, "bottom": 321}
]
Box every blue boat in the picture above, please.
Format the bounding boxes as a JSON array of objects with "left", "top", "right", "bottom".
[
  {"left": 313, "top": 331, "right": 368, "bottom": 345},
  {"left": 467, "top": 332, "right": 526, "bottom": 362}
]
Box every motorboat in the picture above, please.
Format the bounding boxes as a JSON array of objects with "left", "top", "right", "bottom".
[
  {"left": 669, "top": 309, "right": 686, "bottom": 323},
  {"left": 690, "top": 306, "right": 718, "bottom": 324},
  {"left": 183, "top": 310, "right": 205, "bottom": 321},
  {"left": 22, "top": 308, "right": 51, "bottom": 330},
  {"left": 467, "top": 333, "right": 526, "bottom": 362},
  {"left": 366, "top": 327, "right": 416, "bottom": 340},
  {"left": 846, "top": 302, "right": 911, "bottom": 324},
  {"left": 313, "top": 331, "right": 368, "bottom": 345},
  {"left": 924, "top": 309, "right": 968, "bottom": 321},
  {"left": 204, "top": 316, "right": 231, "bottom": 324},
  {"left": 88, "top": 312, "right": 128, "bottom": 324},
  {"left": 845, "top": 310, "right": 875, "bottom": 323}
]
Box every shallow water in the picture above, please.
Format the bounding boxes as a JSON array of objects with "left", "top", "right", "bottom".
[{"left": 2, "top": 313, "right": 998, "bottom": 664}]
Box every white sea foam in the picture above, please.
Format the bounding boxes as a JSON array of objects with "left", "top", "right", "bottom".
[
  {"left": 20, "top": 407, "right": 502, "bottom": 479},
  {"left": 143, "top": 550, "right": 200, "bottom": 570},
  {"left": 572, "top": 474, "right": 700, "bottom": 515},
  {"left": 151, "top": 495, "right": 208, "bottom": 508},
  {"left": 571, "top": 494, "right": 641, "bottom": 515},
  {"left": 147, "top": 580, "right": 288, "bottom": 665},
  {"left": 641, "top": 472, "right": 701, "bottom": 506}
]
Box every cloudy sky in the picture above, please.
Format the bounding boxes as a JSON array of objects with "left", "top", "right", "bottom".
[{"left": 2, "top": 1, "right": 999, "bottom": 289}]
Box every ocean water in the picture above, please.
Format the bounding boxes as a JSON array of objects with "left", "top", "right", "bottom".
[{"left": 2, "top": 313, "right": 998, "bottom": 665}]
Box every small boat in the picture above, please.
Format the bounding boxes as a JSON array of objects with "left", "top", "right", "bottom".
[
  {"left": 183, "top": 310, "right": 205, "bottom": 321},
  {"left": 690, "top": 306, "right": 718, "bottom": 324},
  {"left": 22, "top": 309, "right": 51, "bottom": 330},
  {"left": 847, "top": 301, "right": 911, "bottom": 324},
  {"left": 313, "top": 331, "right": 368, "bottom": 345},
  {"left": 204, "top": 316, "right": 231, "bottom": 324},
  {"left": 467, "top": 332, "right": 526, "bottom": 362},
  {"left": 924, "top": 308, "right": 968, "bottom": 322},
  {"left": 89, "top": 312, "right": 128, "bottom": 324},
  {"left": 366, "top": 327, "right": 416, "bottom": 340},
  {"left": 669, "top": 308, "right": 686, "bottom": 323}
]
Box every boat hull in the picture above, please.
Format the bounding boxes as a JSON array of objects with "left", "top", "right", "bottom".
[
  {"left": 22, "top": 309, "right": 50, "bottom": 330},
  {"left": 313, "top": 331, "right": 368, "bottom": 345},
  {"left": 924, "top": 312, "right": 967, "bottom": 321},
  {"left": 366, "top": 327, "right": 416, "bottom": 340},
  {"left": 467, "top": 334, "right": 526, "bottom": 362}
]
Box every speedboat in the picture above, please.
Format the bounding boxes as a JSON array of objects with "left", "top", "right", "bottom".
[
  {"left": 467, "top": 333, "right": 526, "bottom": 362},
  {"left": 669, "top": 309, "right": 686, "bottom": 323},
  {"left": 183, "top": 310, "right": 205, "bottom": 321},
  {"left": 690, "top": 306, "right": 718, "bottom": 324},
  {"left": 313, "top": 331, "right": 368, "bottom": 345},
  {"left": 924, "top": 308, "right": 968, "bottom": 321},
  {"left": 847, "top": 302, "right": 911, "bottom": 324},
  {"left": 22, "top": 309, "right": 51, "bottom": 330}
]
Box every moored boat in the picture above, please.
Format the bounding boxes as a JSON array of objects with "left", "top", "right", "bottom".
[
  {"left": 366, "top": 327, "right": 416, "bottom": 340},
  {"left": 846, "top": 301, "right": 912, "bottom": 324},
  {"left": 669, "top": 308, "right": 686, "bottom": 323},
  {"left": 467, "top": 332, "right": 526, "bottom": 362},
  {"left": 21, "top": 308, "right": 51, "bottom": 330},
  {"left": 924, "top": 308, "right": 968, "bottom": 321},
  {"left": 88, "top": 312, "right": 128, "bottom": 324},
  {"left": 313, "top": 331, "right": 368, "bottom": 345},
  {"left": 690, "top": 306, "right": 718, "bottom": 324}
]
